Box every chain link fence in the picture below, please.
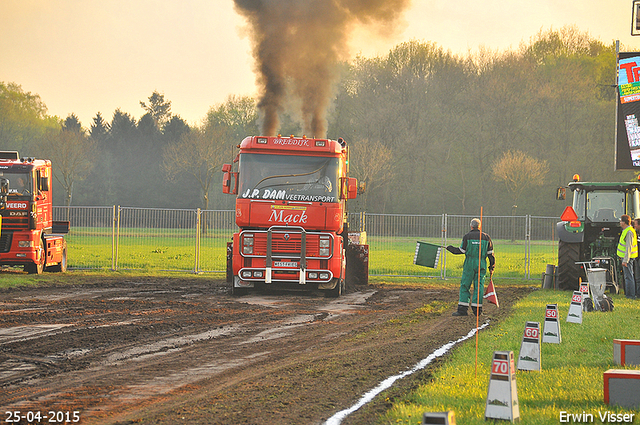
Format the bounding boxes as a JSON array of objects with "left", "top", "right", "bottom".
[
  {"left": 346, "top": 213, "right": 558, "bottom": 280},
  {"left": 53, "top": 207, "right": 558, "bottom": 280}
]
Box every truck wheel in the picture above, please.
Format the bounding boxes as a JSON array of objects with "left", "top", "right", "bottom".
[
  {"left": 230, "top": 276, "right": 248, "bottom": 296},
  {"left": 557, "top": 241, "right": 580, "bottom": 291},
  {"left": 324, "top": 278, "right": 343, "bottom": 298},
  {"left": 26, "top": 260, "right": 44, "bottom": 275},
  {"left": 26, "top": 242, "right": 45, "bottom": 274},
  {"left": 51, "top": 246, "right": 67, "bottom": 273}
]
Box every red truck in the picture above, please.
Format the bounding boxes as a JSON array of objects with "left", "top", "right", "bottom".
[
  {"left": 222, "top": 135, "right": 359, "bottom": 297},
  {"left": 0, "top": 151, "right": 69, "bottom": 274}
]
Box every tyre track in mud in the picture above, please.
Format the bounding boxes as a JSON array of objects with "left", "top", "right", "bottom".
[{"left": 0, "top": 278, "right": 533, "bottom": 425}]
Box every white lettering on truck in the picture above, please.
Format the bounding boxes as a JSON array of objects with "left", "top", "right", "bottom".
[
  {"left": 7, "top": 202, "right": 27, "bottom": 209},
  {"left": 272, "top": 138, "right": 310, "bottom": 147},
  {"left": 269, "top": 208, "right": 308, "bottom": 224}
]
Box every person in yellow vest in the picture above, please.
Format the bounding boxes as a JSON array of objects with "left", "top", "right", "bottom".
[
  {"left": 634, "top": 218, "right": 640, "bottom": 296},
  {"left": 618, "top": 214, "right": 638, "bottom": 299}
]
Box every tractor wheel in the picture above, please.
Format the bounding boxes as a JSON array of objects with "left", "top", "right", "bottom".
[{"left": 557, "top": 240, "right": 580, "bottom": 291}]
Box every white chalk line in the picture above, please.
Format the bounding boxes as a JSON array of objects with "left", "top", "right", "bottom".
[{"left": 325, "top": 322, "right": 490, "bottom": 425}]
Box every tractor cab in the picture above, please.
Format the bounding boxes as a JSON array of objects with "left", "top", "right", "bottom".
[{"left": 556, "top": 175, "right": 640, "bottom": 291}]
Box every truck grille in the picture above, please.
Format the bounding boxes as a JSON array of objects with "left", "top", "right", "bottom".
[
  {"left": 0, "top": 232, "right": 13, "bottom": 253},
  {"left": 2, "top": 216, "right": 29, "bottom": 231},
  {"left": 253, "top": 233, "right": 322, "bottom": 257}
]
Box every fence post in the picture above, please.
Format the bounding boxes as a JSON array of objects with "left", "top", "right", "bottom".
[
  {"left": 442, "top": 213, "right": 447, "bottom": 279},
  {"left": 114, "top": 205, "right": 121, "bottom": 271},
  {"left": 195, "top": 208, "right": 201, "bottom": 273},
  {"left": 525, "top": 215, "right": 531, "bottom": 279}
]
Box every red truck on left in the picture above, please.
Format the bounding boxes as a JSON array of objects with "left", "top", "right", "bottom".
[{"left": 0, "top": 151, "right": 69, "bottom": 274}]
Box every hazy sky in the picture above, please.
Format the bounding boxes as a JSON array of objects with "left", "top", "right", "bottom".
[{"left": 2, "top": 0, "right": 640, "bottom": 129}]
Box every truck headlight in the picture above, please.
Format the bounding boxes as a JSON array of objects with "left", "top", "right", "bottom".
[
  {"left": 18, "top": 241, "right": 34, "bottom": 247},
  {"left": 319, "top": 272, "right": 330, "bottom": 280},
  {"left": 319, "top": 239, "right": 330, "bottom": 248},
  {"left": 243, "top": 234, "right": 254, "bottom": 254},
  {"left": 319, "top": 248, "right": 330, "bottom": 256}
]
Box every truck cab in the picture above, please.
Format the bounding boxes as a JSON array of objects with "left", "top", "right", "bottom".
[
  {"left": 0, "top": 151, "right": 69, "bottom": 274},
  {"left": 222, "top": 136, "right": 358, "bottom": 296}
]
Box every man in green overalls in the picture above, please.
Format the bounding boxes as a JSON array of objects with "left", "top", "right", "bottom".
[{"left": 446, "top": 218, "right": 496, "bottom": 316}]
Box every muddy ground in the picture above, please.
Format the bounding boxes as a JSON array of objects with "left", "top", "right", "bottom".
[{"left": 0, "top": 277, "right": 533, "bottom": 425}]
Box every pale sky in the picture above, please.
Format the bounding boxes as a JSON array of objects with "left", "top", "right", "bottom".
[{"left": 1, "top": 0, "right": 639, "bottom": 129}]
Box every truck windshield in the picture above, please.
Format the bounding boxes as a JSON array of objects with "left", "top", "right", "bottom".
[
  {"left": 238, "top": 153, "right": 340, "bottom": 203},
  {"left": 0, "top": 172, "right": 32, "bottom": 197},
  {"left": 579, "top": 190, "right": 625, "bottom": 223}
]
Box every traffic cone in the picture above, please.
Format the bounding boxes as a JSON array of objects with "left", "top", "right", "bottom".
[{"left": 484, "top": 274, "right": 499, "bottom": 307}]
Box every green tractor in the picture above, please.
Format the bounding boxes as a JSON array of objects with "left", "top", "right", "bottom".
[{"left": 556, "top": 174, "right": 640, "bottom": 291}]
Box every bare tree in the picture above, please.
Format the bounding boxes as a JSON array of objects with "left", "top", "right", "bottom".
[
  {"left": 162, "top": 127, "right": 226, "bottom": 212},
  {"left": 348, "top": 138, "right": 395, "bottom": 211},
  {"left": 43, "top": 122, "right": 95, "bottom": 208},
  {"left": 493, "top": 150, "right": 549, "bottom": 241},
  {"left": 493, "top": 150, "right": 549, "bottom": 205}
]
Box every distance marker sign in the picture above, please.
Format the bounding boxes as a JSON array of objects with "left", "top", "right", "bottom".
[
  {"left": 517, "top": 321, "right": 541, "bottom": 371},
  {"left": 485, "top": 351, "right": 520, "bottom": 422},
  {"left": 567, "top": 291, "right": 583, "bottom": 324},
  {"left": 542, "top": 304, "right": 562, "bottom": 344}
]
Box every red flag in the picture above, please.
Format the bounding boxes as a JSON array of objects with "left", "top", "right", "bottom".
[{"left": 484, "top": 275, "right": 499, "bottom": 307}]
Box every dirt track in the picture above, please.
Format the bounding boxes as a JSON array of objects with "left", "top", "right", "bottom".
[{"left": 0, "top": 277, "right": 532, "bottom": 424}]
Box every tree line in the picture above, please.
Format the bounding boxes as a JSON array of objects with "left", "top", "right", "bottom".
[{"left": 0, "top": 26, "right": 635, "bottom": 217}]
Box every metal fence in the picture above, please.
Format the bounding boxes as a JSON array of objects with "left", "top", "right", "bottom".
[{"left": 53, "top": 207, "right": 559, "bottom": 280}]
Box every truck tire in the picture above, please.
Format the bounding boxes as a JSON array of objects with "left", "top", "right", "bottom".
[
  {"left": 230, "top": 276, "right": 248, "bottom": 296},
  {"left": 26, "top": 241, "right": 45, "bottom": 274},
  {"left": 557, "top": 240, "right": 580, "bottom": 291},
  {"left": 324, "top": 278, "right": 344, "bottom": 298},
  {"left": 25, "top": 260, "right": 43, "bottom": 275},
  {"left": 51, "top": 246, "right": 67, "bottom": 273}
]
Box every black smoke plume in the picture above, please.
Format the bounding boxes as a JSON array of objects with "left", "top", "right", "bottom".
[{"left": 234, "top": 0, "right": 410, "bottom": 138}]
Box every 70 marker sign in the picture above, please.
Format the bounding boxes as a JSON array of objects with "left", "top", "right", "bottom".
[{"left": 492, "top": 358, "right": 510, "bottom": 376}]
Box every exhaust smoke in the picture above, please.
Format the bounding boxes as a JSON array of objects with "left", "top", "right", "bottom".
[{"left": 234, "top": 0, "right": 410, "bottom": 138}]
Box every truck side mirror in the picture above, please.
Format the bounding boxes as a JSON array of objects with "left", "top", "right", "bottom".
[
  {"left": 222, "top": 164, "right": 238, "bottom": 195},
  {"left": 347, "top": 178, "right": 358, "bottom": 199},
  {"left": 358, "top": 181, "right": 366, "bottom": 194},
  {"left": 556, "top": 187, "right": 566, "bottom": 201},
  {"left": 41, "top": 176, "right": 50, "bottom": 191},
  {"left": 0, "top": 178, "right": 7, "bottom": 209}
]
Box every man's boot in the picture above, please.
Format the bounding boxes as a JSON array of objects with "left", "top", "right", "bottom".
[
  {"left": 452, "top": 304, "right": 468, "bottom": 316},
  {"left": 471, "top": 306, "right": 482, "bottom": 316}
]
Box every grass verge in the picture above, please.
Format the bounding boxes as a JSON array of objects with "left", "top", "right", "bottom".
[{"left": 382, "top": 289, "right": 640, "bottom": 424}]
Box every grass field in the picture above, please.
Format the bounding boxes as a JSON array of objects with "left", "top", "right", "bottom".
[{"left": 383, "top": 288, "right": 640, "bottom": 424}]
